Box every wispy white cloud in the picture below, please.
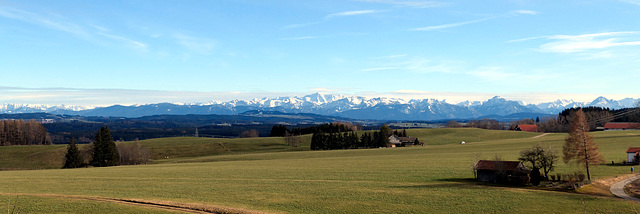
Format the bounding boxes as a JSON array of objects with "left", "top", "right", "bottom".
[
  {"left": 541, "top": 32, "right": 640, "bottom": 53},
  {"left": 354, "top": 0, "right": 447, "bottom": 8},
  {"left": 510, "top": 10, "right": 538, "bottom": 15},
  {"left": 510, "top": 31, "right": 640, "bottom": 54},
  {"left": 282, "top": 21, "right": 323, "bottom": 29},
  {"left": 361, "top": 56, "right": 459, "bottom": 73},
  {"left": 410, "top": 10, "right": 536, "bottom": 32},
  {"left": 620, "top": 0, "right": 640, "bottom": 6},
  {"left": 325, "top": 10, "right": 378, "bottom": 19},
  {"left": 97, "top": 32, "right": 147, "bottom": 51},
  {"left": 173, "top": 34, "right": 216, "bottom": 54},
  {"left": 283, "top": 10, "right": 379, "bottom": 29},
  {"left": 308, "top": 87, "right": 358, "bottom": 93},
  {"left": 0, "top": 6, "right": 149, "bottom": 52},
  {"left": 0, "top": 7, "right": 89, "bottom": 38},
  {"left": 469, "top": 66, "right": 515, "bottom": 82},
  {"left": 410, "top": 17, "right": 494, "bottom": 31}
]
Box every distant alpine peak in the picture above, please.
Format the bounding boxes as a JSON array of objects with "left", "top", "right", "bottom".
[
  {"left": 1, "top": 94, "right": 638, "bottom": 120},
  {"left": 302, "top": 92, "right": 346, "bottom": 104}
]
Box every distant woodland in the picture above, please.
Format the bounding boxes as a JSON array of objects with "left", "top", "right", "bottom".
[
  {"left": 454, "top": 107, "right": 640, "bottom": 132},
  {"left": 0, "top": 120, "right": 52, "bottom": 146}
]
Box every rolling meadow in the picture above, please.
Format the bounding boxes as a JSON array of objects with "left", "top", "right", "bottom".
[{"left": 1, "top": 128, "right": 640, "bottom": 213}]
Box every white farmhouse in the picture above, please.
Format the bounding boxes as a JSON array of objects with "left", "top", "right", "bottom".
[{"left": 626, "top": 147, "right": 640, "bottom": 163}]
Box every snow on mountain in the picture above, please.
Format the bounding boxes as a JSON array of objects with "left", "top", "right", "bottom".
[
  {"left": 456, "top": 100, "right": 483, "bottom": 107},
  {"left": 1, "top": 94, "right": 638, "bottom": 120},
  {"left": 0, "top": 103, "right": 94, "bottom": 113}
]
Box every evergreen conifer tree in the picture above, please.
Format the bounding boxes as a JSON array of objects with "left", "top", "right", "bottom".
[
  {"left": 63, "top": 138, "right": 83, "bottom": 169},
  {"left": 90, "top": 126, "right": 120, "bottom": 167}
]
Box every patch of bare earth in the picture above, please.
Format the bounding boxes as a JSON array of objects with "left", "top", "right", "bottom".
[
  {"left": 0, "top": 193, "right": 275, "bottom": 214},
  {"left": 578, "top": 174, "right": 637, "bottom": 197},
  {"left": 625, "top": 177, "right": 640, "bottom": 199}
]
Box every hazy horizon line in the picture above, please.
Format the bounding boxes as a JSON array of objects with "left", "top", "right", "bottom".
[{"left": 1, "top": 86, "right": 638, "bottom": 107}]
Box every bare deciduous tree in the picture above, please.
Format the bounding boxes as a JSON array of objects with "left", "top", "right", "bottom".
[
  {"left": 447, "top": 121, "right": 462, "bottom": 128},
  {"left": 0, "top": 119, "right": 51, "bottom": 146},
  {"left": 563, "top": 109, "right": 604, "bottom": 180},
  {"left": 284, "top": 135, "right": 302, "bottom": 147},
  {"left": 239, "top": 129, "right": 260, "bottom": 138},
  {"left": 117, "top": 140, "right": 152, "bottom": 165}
]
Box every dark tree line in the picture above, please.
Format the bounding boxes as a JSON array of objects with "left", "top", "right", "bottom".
[
  {"left": 270, "top": 122, "right": 359, "bottom": 137},
  {"left": 308, "top": 124, "right": 419, "bottom": 151},
  {"left": 310, "top": 131, "right": 390, "bottom": 150},
  {"left": 0, "top": 119, "right": 51, "bottom": 146}
]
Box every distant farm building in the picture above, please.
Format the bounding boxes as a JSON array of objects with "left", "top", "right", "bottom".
[
  {"left": 604, "top": 123, "right": 640, "bottom": 131},
  {"left": 388, "top": 135, "right": 420, "bottom": 147},
  {"left": 515, "top": 124, "right": 539, "bottom": 133},
  {"left": 475, "top": 160, "right": 531, "bottom": 185},
  {"left": 627, "top": 148, "right": 640, "bottom": 163}
]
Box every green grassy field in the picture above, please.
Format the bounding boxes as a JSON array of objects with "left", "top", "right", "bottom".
[{"left": 1, "top": 128, "right": 640, "bottom": 213}]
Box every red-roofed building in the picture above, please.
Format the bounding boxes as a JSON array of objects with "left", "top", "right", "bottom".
[
  {"left": 605, "top": 123, "right": 640, "bottom": 131},
  {"left": 515, "top": 124, "right": 539, "bottom": 133},
  {"left": 627, "top": 147, "right": 640, "bottom": 163}
]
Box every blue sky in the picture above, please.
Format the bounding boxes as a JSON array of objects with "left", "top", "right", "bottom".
[{"left": 1, "top": 0, "right": 640, "bottom": 105}]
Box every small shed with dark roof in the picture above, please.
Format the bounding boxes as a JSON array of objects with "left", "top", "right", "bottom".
[{"left": 475, "top": 160, "right": 531, "bottom": 185}]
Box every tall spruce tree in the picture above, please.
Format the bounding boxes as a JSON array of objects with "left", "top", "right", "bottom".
[
  {"left": 90, "top": 126, "right": 120, "bottom": 167},
  {"left": 63, "top": 138, "right": 83, "bottom": 169}
]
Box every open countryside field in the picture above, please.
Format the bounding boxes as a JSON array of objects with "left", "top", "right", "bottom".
[{"left": 1, "top": 128, "right": 640, "bottom": 213}]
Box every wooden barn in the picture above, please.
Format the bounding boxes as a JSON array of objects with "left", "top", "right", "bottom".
[{"left": 475, "top": 160, "right": 531, "bottom": 185}]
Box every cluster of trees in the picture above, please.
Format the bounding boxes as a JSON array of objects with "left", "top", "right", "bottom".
[
  {"left": 63, "top": 126, "right": 152, "bottom": 168},
  {"left": 311, "top": 131, "right": 390, "bottom": 150},
  {"left": 310, "top": 125, "right": 416, "bottom": 150},
  {"left": 239, "top": 129, "right": 260, "bottom": 138},
  {"left": 466, "top": 119, "right": 506, "bottom": 130},
  {"left": 448, "top": 119, "right": 509, "bottom": 130},
  {"left": 117, "top": 140, "right": 152, "bottom": 165},
  {"left": 518, "top": 145, "right": 558, "bottom": 186},
  {"left": 514, "top": 109, "right": 605, "bottom": 186},
  {"left": 0, "top": 120, "right": 51, "bottom": 146},
  {"left": 270, "top": 122, "right": 360, "bottom": 137}
]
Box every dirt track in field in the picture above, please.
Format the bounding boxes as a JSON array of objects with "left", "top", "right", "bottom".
[{"left": 0, "top": 192, "right": 273, "bottom": 214}]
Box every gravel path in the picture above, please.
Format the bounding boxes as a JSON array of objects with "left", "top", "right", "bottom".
[{"left": 610, "top": 174, "right": 640, "bottom": 201}]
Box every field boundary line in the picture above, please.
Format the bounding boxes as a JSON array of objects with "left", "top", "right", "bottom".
[
  {"left": 219, "top": 142, "right": 231, "bottom": 152},
  {"left": 0, "top": 192, "right": 273, "bottom": 214},
  {"left": 532, "top": 133, "right": 550, "bottom": 138}
]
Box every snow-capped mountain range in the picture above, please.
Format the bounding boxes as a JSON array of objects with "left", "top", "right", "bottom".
[{"left": 1, "top": 93, "right": 638, "bottom": 120}]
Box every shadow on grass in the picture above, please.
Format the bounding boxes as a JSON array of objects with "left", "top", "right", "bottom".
[{"left": 394, "top": 178, "right": 481, "bottom": 189}]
